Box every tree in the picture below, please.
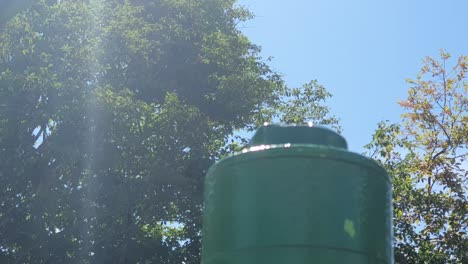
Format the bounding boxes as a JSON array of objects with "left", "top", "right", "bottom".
[
  {"left": 365, "top": 50, "right": 468, "bottom": 263},
  {"left": 0, "top": 0, "right": 36, "bottom": 26},
  {"left": 0, "top": 0, "right": 339, "bottom": 263}
]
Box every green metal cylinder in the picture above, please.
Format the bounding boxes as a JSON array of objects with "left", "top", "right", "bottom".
[{"left": 202, "top": 124, "right": 393, "bottom": 264}]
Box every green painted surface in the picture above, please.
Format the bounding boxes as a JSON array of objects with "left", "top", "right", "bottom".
[
  {"left": 202, "top": 125, "right": 393, "bottom": 264},
  {"left": 249, "top": 124, "right": 347, "bottom": 149}
]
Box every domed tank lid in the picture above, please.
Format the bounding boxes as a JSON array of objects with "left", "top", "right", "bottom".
[{"left": 249, "top": 124, "right": 347, "bottom": 149}]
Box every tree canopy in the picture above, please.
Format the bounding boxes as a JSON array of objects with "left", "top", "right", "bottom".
[
  {"left": 0, "top": 0, "right": 339, "bottom": 263},
  {"left": 366, "top": 51, "right": 467, "bottom": 263},
  {"left": 4, "top": 1, "right": 465, "bottom": 264},
  {"left": 0, "top": 0, "right": 36, "bottom": 26}
]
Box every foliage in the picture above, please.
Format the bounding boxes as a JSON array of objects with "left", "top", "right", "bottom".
[
  {"left": 0, "top": 0, "right": 36, "bottom": 26},
  {"left": 274, "top": 80, "right": 340, "bottom": 130},
  {"left": 365, "top": 51, "right": 468, "bottom": 263},
  {"left": 0, "top": 0, "right": 339, "bottom": 263}
]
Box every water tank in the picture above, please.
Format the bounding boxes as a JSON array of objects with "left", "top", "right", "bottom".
[{"left": 202, "top": 124, "right": 393, "bottom": 264}]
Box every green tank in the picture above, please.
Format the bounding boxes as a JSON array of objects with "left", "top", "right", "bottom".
[{"left": 202, "top": 124, "right": 393, "bottom": 264}]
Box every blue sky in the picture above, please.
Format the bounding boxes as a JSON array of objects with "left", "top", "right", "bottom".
[{"left": 237, "top": 0, "right": 468, "bottom": 152}]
